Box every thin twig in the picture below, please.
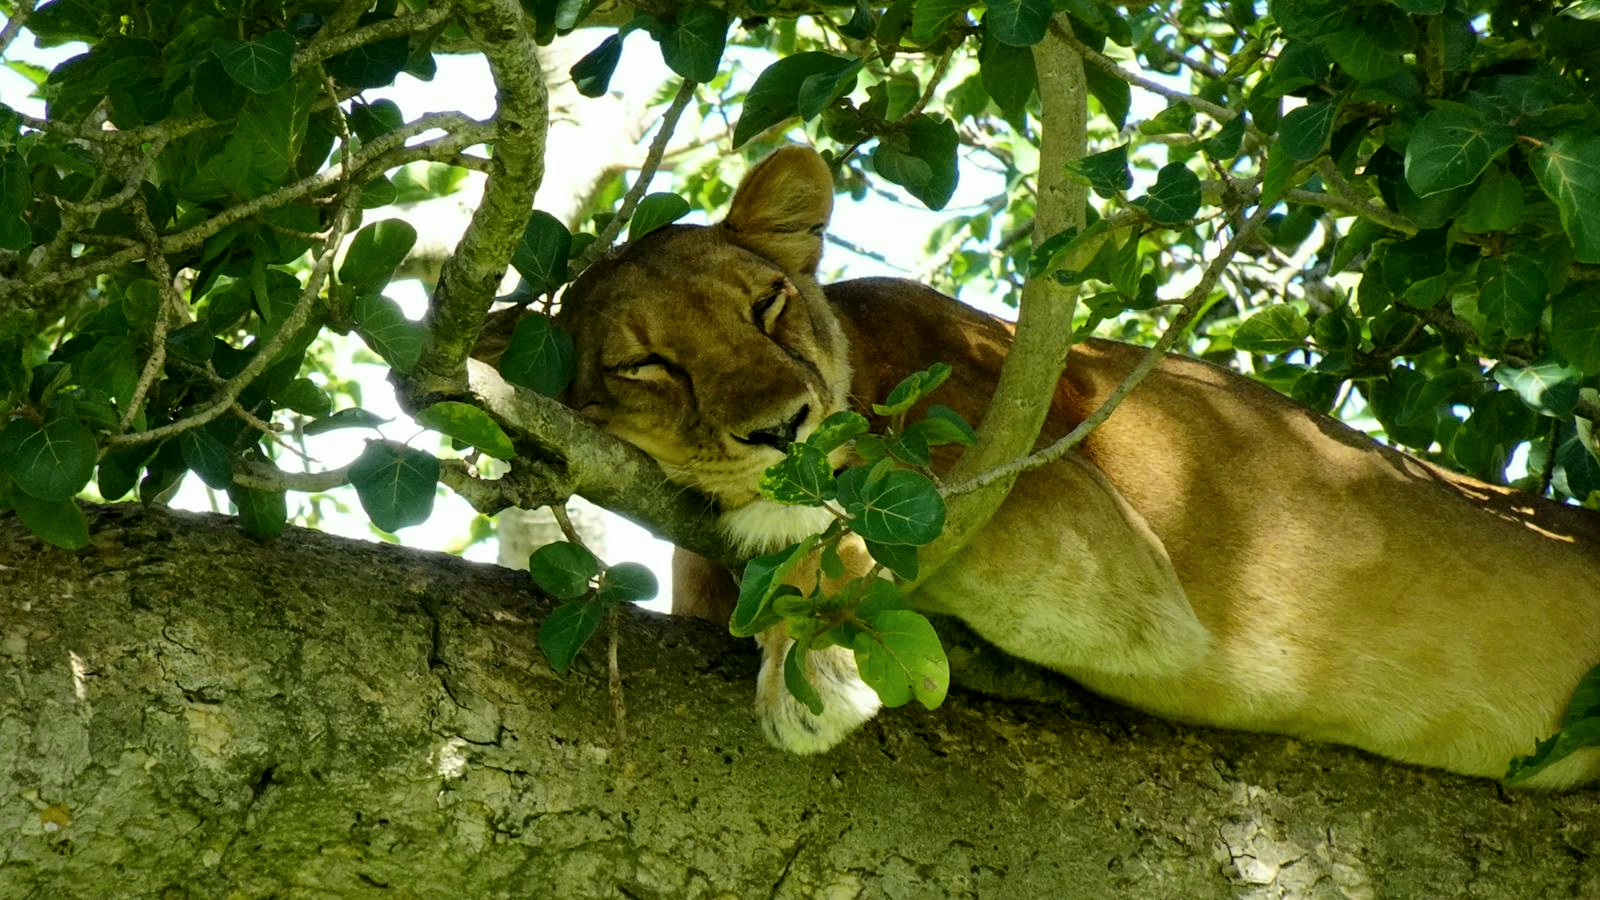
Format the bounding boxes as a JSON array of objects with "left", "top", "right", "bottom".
[
  {"left": 0, "top": 0, "right": 36, "bottom": 58},
  {"left": 1050, "top": 19, "right": 1242, "bottom": 128},
  {"left": 945, "top": 199, "right": 1280, "bottom": 496},
  {"left": 118, "top": 194, "right": 177, "bottom": 433},
  {"left": 10, "top": 114, "right": 487, "bottom": 300},
  {"left": 106, "top": 190, "right": 362, "bottom": 448},
  {"left": 575, "top": 80, "right": 698, "bottom": 270},
  {"left": 906, "top": 46, "right": 956, "bottom": 120},
  {"left": 296, "top": 1, "right": 455, "bottom": 70},
  {"left": 608, "top": 607, "right": 627, "bottom": 748}
]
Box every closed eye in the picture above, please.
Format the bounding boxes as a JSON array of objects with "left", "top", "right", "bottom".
[
  {"left": 753, "top": 280, "right": 790, "bottom": 333},
  {"left": 607, "top": 353, "right": 678, "bottom": 381}
]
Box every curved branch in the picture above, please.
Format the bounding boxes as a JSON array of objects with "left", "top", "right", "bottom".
[
  {"left": 919, "top": 18, "right": 1088, "bottom": 578},
  {"left": 945, "top": 196, "right": 1281, "bottom": 496},
  {"left": 413, "top": 0, "right": 550, "bottom": 391}
]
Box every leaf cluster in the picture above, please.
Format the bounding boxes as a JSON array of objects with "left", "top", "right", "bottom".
[{"left": 733, "top": 366, "right": 974, "bottom": 712}]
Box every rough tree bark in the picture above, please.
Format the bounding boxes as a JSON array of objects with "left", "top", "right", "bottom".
[{"left": 3, "top": 506, "right": 1598, "bottom": 898}]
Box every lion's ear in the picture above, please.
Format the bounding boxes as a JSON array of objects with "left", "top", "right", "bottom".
[{"left": 721, "top": 145, "right": 835, "bottom": 274}]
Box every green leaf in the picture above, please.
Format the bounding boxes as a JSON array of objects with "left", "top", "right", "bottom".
[
  {"left": 734, "top": 52, "right": 860, "bottom": 148},
  {"left": 731, "top": 537, "right": 818, "bottom": 638},
  {"left": 340, "top": 220, "right": 417, "bottom": 294},
  {"left": 1134, "top": 163, "right": 1202, "bottom": 225},
  {"left": 512, "top": 211, "right": 572, "bottom": 295},
  {"left": 979, "top": 33, "right": 1037, "bottom": 117},
  {"left": 276, "top": 378, "right": 331, "bottom": 417},
  {"left": 1507, "top": 664, "right": 1600, "bottom": 784},
  {"left": 1279, "top": 100, "right": 1338, "bottom": 160},
  {"left": 806, "top": 410, "right": 869, "bottom": 453},
  {"left": 213, "top": 31, "right": 294, "bottom": 94},
  {"left": 657, "top": 3, "right": 727, "bottom": 82},
  {"left": 1140, "top": 101, "right": 1196, "bottom": 135},
  {"left": 304, "top": 408, "right": 390, "bottom": 435},
  {"left": 1084, "top": 65, "right": 1130, "bottom": 131},
  {"left": 348, "top": 442, "right": 439, "bottom": 533},
  {"left": 1234, "top": 305, "right": 1312, "bottom": 354},
  {"left": 1493, "top": 356, "right": 1582, "bottom": 417},
  {"left": 498, "top": 315, "right": 576, "bottom": 398},
  {"left": 1066, "top": 144, "right": 1132, "bottom": 199},
  {"left": 629, "top": 192, "right": 691, "bottom": 241},
  {"left": 872, "top": 363, "right": 952, "bottom": 416},
  {"left": 11, "top": 492, "right": 89, "bottom": 550},
  {"left": 599, "top": 562, "right": 659, "bottom": 604},
  {"left": 1321, "top": 25, "right": 1405, "bottom": 81},
  {"left": 872, "top": 116, "right": 960, "bottom": 210},
  {"left": 0, "top": 150, "right": 32, "bottom": 251},
  {"left": 529, "top": 540, "right": 601, "bottom": 600},
  {"left": 1457, "top": 170, "right": 1525, "bottom": 233},
  {"left": 1202, "top": 115, "right": 1247, "bottom": 160},
  {"left": 229, "top": 485, "right": 288, "bottom": 540},
  {"left": 905, "top": 407, "right": 978, "bottom": 449},
  {"left": 571, "top": 34, "right": 623, "bottom": 98},
  {"left": 911, "top": 0, "right": 969, "bottom": 44},
  {"left": 1552, "top": 286, "right": 1600, "bottom": 374},
  {"left": 1477, "top": 255, "right": 1548, "bottom": 338},
  {"left": 540, "top": 598, "right": 606, "bottom": 674},
  {"left": 415, "top": 401, "right": 517, "bottom": 460},
  {"left": 784, "top": 641, "right": 826, "bottom": 715},
  {"left": 1404, "top": 105, "right": 1516, "bottom": 198},
  {"left": 852, "top": 609, "right": 948, "bottom": 709},
  {"left": 1556, "top": 424, "right": 1600, "bottom": 502},
  {"left": 798, "top": 59, "right": 864, "bottom": 121},
  {"left": 323, "top": 13, "right": 407, "bottom": 88},
  {"left": 985, "top": 0, "right": 1050, "bottom": 46},
  {"left": 837, "top": 468, "right": 946, "bottom": 545},
  {"left": 761, "top": 443, "right": 838, "bottom": 506},
  {"left": 0, "top": 416, "right": 97, "bottom": 501},
  {"left": 180, "top": 429, "right": 233, "bottom": 490},
  {"left": 865, "top": 538, "right": 919, "bottom": 581},
  {"left": 349, "top": 293, "right": 423, "bottom": 374},
  {"left": 1532, "top": 131, "right": 1600, "bottom": 263}
]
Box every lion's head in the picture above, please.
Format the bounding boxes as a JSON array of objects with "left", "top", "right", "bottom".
[{"left": 556, "top": 148, "right": 852, "bottom": 521}]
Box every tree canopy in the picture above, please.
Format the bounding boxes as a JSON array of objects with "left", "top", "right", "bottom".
[{"left": 3, "top": 0, "right": 1600, "bottom": 726}]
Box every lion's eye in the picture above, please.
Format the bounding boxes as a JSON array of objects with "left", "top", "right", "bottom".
[
  {"left": 608, "top": 354, "right": 675, "bottom": 381},
  {"left": 753, "top": 280, "right": 790, "bottom": 333}
]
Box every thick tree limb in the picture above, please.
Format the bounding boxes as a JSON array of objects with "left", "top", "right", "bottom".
[{"left": 3, "top": 506, "right": 1598, "bottom": 896}]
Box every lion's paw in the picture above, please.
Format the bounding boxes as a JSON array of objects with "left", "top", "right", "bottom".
[{"left": 755, "top": 640, "right": 882, "bottom": 754}]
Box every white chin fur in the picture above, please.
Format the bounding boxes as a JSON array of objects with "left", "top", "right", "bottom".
[
  {"left": 720, "top": 500, "right": 835, "bottom": 556},
  {"left": 758, "top": 642, "right": 883, "bottom": 755}
]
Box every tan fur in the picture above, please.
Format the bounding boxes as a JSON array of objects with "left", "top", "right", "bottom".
[{"left": 556, "top": 146, "right": 1600, "bottom": 787}]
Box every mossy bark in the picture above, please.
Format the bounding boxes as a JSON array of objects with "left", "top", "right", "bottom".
[{"left": 3, "top": 506, "right": 1597, "bottom": 898}]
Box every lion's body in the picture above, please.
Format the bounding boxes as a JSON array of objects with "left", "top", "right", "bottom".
[{"left": 557, "top": 147, "right": 1600, "bottom": 787}]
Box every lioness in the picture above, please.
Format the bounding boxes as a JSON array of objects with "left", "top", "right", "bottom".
[{"left": 554, "top": 146, "right": 1600, "bottom": 787}]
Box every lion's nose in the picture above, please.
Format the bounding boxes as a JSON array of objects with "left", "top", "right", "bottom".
[{"left": 735, "top": 404, "right": 810, "bottom": 451}]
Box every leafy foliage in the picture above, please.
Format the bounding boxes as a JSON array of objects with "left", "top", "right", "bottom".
[{"left": 734, "top": 367, "right": 974, "bottom": 711}]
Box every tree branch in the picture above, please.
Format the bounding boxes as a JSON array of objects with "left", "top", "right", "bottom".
[
  {"left": 576, "top": 79, "right": 699, "bottom": 271},
  {"left": 414, "top": 0, "right": 550, "bottom": 391},
  {"left": 10, "top": 114, "right": 489, "bottom": 302},
  {"left": 920, "top": 17, "right": 1088, "bottom": 578},
  {"left": 945, "top": 195, "right": 1281, "bottom": 496}
]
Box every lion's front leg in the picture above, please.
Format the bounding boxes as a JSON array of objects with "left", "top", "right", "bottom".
[{"left": 754, "top": 623, "right": 883, "bottom": 753}]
